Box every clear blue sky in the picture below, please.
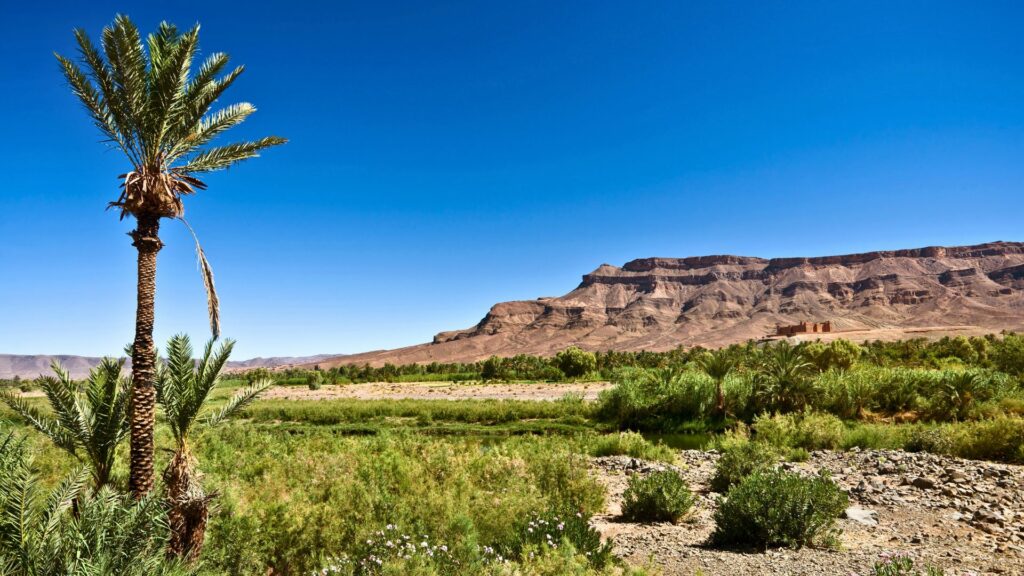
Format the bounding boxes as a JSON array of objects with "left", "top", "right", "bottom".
[{"left": 1, "top": 1, "right": 1022, "bottom": 358}]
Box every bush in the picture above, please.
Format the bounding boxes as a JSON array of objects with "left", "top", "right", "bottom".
[
  {"left": 620, "top": 470, "right": 694, "bottom": 523},
  {"left": 588, "top": 432, "right": 675, "bottom": 463},
  {"left": 595, "top": 368, "right": 714, "bottom": 429},
  {"left": 710, "top": 436, "right": 777, "bottom": 493},
  {"left": 307, "top": 371, "right": 324, "bottom": 390},
  {"left": 497, "top": 508, "right": 614, "bottom": 569},
  {"left": 711, "top": 469, "right": 848, "bottom": 549},
  {"left": 555, "top": 347, "right": 597, "bottom": 379},
  {"left": 753, "top": 411, "right": 843, "bottom": 450}
]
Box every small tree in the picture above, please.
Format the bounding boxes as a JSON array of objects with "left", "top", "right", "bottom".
[
  {"left": 157, "top": 335, "right": 272, "bottom": 561},
  {"left": 1, "top": 358, "right": 129, "bottom": 489},
  {"left": 556, "top": 346, "right": 597, "bottom": 380},
  {"left": 754, "top": 343, "right": 816, "bottom": 413},
  {"left": 696, "top": 349, "right": 736, "bottom": 417},
  {"left": 827, "top": 339, "right": 862, "bottom": 372}
]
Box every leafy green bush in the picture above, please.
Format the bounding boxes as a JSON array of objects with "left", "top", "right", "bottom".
[
  {"left": 620, "top": 470, "right": 694, "bottom": 523},
  {"left": 498, "top": 508, "right": 614, "bottom": 569},
  {"left": 595, "top": 368, "right": 714, "bottom": 429},
  {"left": 710, "top": 436, "right": 777, "bottom": 493},
  {"left": 920, "top": 370, "right": 995, "bottom": 421},
  {"left": 711, "top": 469, "right": 848, "bottom": 549},
  {"left": 555, "top": 347, "right": 598, "bottom": 379},
  {"left": 752, "top": 411, "right": 843, "bottom": 450},
  {"left": 588, "top": 432, "right": 675, "bottom": 463},
  {"left": 307, "top": 371, "right": 324, "bottom": 390}
]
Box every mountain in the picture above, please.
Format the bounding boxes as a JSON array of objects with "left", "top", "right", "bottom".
[
  {"left": 314, "top": 241, "right": 1024, "bottom": 368},
  {"left": 0, "top": 354, "right": 335, "bottom": 381}
]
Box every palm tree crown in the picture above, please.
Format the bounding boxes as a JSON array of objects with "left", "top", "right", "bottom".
[{"left": 56, "top": 14, "right": 286, "bottom": 337}]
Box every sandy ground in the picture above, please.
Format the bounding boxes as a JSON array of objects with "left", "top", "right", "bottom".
[{"left": 259, "top": 381, "right": 616, "bottom": 401}]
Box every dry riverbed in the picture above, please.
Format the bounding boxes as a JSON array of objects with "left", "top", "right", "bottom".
[{"left": 592, "top": 450, "right": 1024, "bottom": 576}]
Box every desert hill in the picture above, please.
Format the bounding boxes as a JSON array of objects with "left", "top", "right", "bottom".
[
  {"left": 313, "top": 241, "right": 1024, "bottom": 368},
  {"left": 0, "top": 354, "right": 335, "bottom": 381}
]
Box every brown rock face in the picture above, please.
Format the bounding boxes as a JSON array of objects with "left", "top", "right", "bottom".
[{"left": 318, "top": 241, "right": 1024, "bottom": 367}]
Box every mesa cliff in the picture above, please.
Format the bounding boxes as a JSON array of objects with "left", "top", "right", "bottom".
[{"left": 316, "top": 241, "right": 1024, "bottom": 367}]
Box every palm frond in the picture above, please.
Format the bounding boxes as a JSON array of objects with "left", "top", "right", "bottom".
[
  {"left": 70, "top": 28, "right": 140, "bottom": 165},
  {"left": 38, "top": 467, "right": 88, "bottom": 542},
  {"left": 172, "top": 102, "right": 255, "bottom": 159},
  {"left": 205, "top": 379, "right": 271, "bottom": 427},
  {"left": 179, "top": 136, "right": 287, "bottom": 173},
  {"left": 102, "top": 15, "right": 148, "bottom": 141},
  {"left": 0, "top": 389, "right": 76, "bottom": 454},
  {"left": 178, "top": 219, "right": 220, "bottom": 340}
]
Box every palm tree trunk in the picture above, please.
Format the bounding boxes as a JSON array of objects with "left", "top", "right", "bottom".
[
  {"left": 165, "top": 448, "right": 210, "bottom": 561},
  {"left": 129, "top": 214, "right": 162, "bottom": 498},
  {"left": 716, "top": 380, "right": 725, "bottom": 417}
]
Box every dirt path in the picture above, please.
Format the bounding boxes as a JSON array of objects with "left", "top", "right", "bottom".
[
  {"left": 591, "top": 450, "right": 1024, "bottom": 575},
  {"left": 259, "top": 381, "right": 615, "bottom": 402}
]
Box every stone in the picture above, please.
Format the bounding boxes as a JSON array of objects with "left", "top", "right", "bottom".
[
  {"left": 843, "top": 506, "right": 878, "bottom": 526},
  {"left": 912, "top": 476, "right": 937, "bottom": 490}
]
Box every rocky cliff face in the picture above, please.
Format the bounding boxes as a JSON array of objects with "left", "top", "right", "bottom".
[{"left": 320, "top": 241, "right": 1024, "bottom": 367}]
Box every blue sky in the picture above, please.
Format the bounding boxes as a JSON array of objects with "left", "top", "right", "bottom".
[{"left": 1, "top": 1, "right": 1022, "bottom": 358}]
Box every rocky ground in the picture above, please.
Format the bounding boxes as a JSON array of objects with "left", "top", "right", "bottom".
[{"left": 591, "top": 449, "right": 1024, "bottom": 576}]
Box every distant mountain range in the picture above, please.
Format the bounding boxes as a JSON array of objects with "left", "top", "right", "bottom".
[
  {"left": 7, "top": 241, "right": 1024, "bottom": 379},
  {"left": 0, "top": 354, "right": 336, "bottom": 381}
]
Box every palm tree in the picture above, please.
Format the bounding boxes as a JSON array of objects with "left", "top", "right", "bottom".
[
  {"left": 696, "top": 349, "right": 736, "bottom": 417},
  {"left": 0, "top": 358, "right": 130, "bottom": 489},
  {"left": 157, "top": 334, "right": 271, "bottom": 560},
  {"left": 754, "top": 342, "right": 816, "bottom": 413},
  {"left": 57, "top": 15, "right": 285, "bottom": 497},
  {"left": 0, "top": 434, "right": 189, "bottom": 576}
]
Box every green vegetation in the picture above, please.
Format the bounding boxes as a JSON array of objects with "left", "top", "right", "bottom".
[
  {"left": 870, "top": 552, "right": 946, "bottom": 576},
  {"left": 0, "top": 434, "right": 189, "bottom": 576},
  {"left": 7, "top": 333, "right": 1024, "bottom": 571},
  {"left": 56, "top": 14, "right": 285, "bottom": 498},
  {"left": 587, "top": 431, "right": 676, "bottom": 462},
  {"left": 1, "top": 358, "right": 130, "bottom": 489},
  {"left": 620, "top": 470, "right": 694, "bottom": 523},
  {"left": 711, "top": 469, "right": 848, "bottom": 549},
  {"left": 709, "top": 433, "right": 779, "bottom": 493}
]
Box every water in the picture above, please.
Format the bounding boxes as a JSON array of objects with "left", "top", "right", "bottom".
[{"left": 642, "top": 432, "right": 713, "bottom": 450}]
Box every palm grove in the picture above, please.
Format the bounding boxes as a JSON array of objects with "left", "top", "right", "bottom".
[{"left": 0, "top": 14, "right": 282, "bottom": 570}]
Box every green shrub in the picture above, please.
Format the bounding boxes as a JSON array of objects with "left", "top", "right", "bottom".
[
  {"left": 307, "top": 371, "right": 324, "bottom": 390},
  {"left": 710, "top": 437, "right": 777, "bottom": 493},
  {"left": 952, "top": 417, "right": 1024, "bottom": 463},
  {"left": 497, "top": 508, "right": 614, "bottom": 569},
  {"left": 920, "top": 369, "right": 995, "bottom": 422},
  {"left": 871, "top": 552, "right": 946, "bottom": 576},
  {"left": 595, "top": 368, "right": 715, "bottom": 429},
  {"left": 753, "top": 411, "right": 843, "bottom": 450},
  {"left": 555, "top": 347, "right": 598, "bottom": 379},
  {"left": 620, "top": 470, "right": 694, "bottom": 523},
  {"left": 711, "top": 469, "right": 848, "bottom": 549},
  {"left": 588, "top": 432, "right": 675, "bottom": 463},
  {"left": 785, "top": 447, "right": 810, "bottom": 462}
]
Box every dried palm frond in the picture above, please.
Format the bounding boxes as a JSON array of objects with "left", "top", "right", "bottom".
[{"left": 178, "top": 218, "right": 219, "bottom": 340}]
